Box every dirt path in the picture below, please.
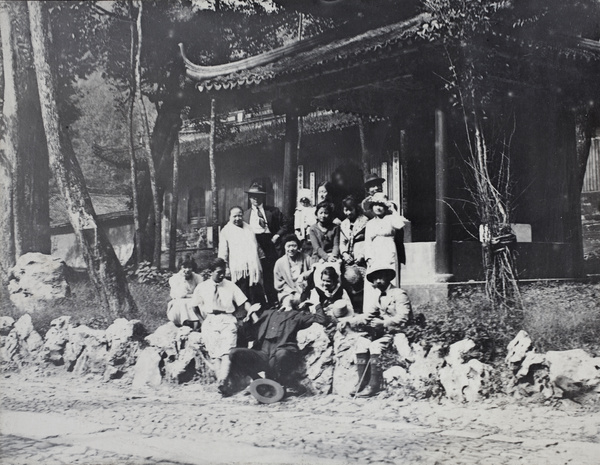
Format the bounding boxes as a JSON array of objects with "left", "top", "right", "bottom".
[{"left": 1, "top": 369, "right": 599, "bottom": 464}]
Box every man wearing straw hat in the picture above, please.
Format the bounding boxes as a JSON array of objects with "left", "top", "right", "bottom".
[
  {"left": 338, "top": 262, "right": 413, "bottom": 397},
  {"left": 243, "top": 182, "right": 289, "bottom": 305}
]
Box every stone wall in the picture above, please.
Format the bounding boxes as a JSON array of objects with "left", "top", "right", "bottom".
[{"left": 1, "top": 314, "right": 599, "bottom": 404}]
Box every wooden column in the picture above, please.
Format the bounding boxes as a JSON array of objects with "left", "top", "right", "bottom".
[
  {"left": 358, "top": 116, "right": 369, "bottom": 176},
  {"left": 168, "top": 139, "right": 179, "bottom": 271},
  {"left": 209, "top": 98, "right": 218, "bottom": 245},
  {"left": 563, "top": 110, "right": 584, "bottom": 277},
  {"left": 434, "top": 108, "right": 453, "bottom": 279},
  {"left": 283, "top": 113, "right": 299, "bottom": 219}
]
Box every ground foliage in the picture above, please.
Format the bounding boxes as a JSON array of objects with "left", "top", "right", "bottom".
[
  {"left": 407, "top": 294, "right": 524, "bottom": 364},
  {"left": 126, "top": 261, "right": 172, "bottom": 287}
]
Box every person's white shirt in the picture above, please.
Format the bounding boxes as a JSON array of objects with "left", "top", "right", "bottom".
[
  {"left": 249, "top": 205, "right": 270, "bottom": 234},
  {"left": 168, "top": 271, "right": 202, "bottom": 299},
  {"left": 192, "top": 278, "right": 248, "bottom": 316}
]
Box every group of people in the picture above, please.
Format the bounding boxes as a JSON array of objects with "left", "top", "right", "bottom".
[{"left": 166, "top": 170, "right": 413, "bottom": 399}]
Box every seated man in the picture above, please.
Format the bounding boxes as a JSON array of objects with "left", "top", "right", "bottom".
[
  {"left": 339, "top": 264, "right": 413, "bottom": 397},
  {"left": 192, "top": 258, "right": 254, "bottom": 390},
  {"left": 167, "top": 259, "right": 204, "bottom": 329},
  {"left": 222, "top": 293, "right": 330, "bottom": 397}
]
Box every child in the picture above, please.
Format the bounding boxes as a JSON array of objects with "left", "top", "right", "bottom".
[{"left": 294, "top": 188, "right": 316, "bottom": 242}]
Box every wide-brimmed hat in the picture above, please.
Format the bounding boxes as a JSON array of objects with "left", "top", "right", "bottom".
[
  {"left": 363, "top": 192, "right": 391, "bottom": 211},
  {"left": 366, "top": 263, "right": 396, "bottom": 283},
  {"left": 249, "top": 378, "right": 285, "bottom": 404},
  {"left": 364, "top": 173, "right": 385, "bottom": 187},
  {"left": 330, "top": 300, "right": 350, "bottom": 318},
  {"left": 245, "top": 182, "right": 266, "bottom": 195}
]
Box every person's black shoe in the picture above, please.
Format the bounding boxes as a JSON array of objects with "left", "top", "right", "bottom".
[{"left": 218, "top": 378, "right": 235, "bottom": 397}]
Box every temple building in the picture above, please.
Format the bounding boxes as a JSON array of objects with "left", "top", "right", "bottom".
[{"left": 165, "top": 10, "right": 599, "bottom": 290}]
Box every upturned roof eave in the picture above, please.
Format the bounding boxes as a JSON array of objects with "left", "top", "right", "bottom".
[
  {"left": 179, "top": 14, "right": 600, "bottom": 99},
  {"left": 179, "top": 13, "right": 432, "bottom": 88}
]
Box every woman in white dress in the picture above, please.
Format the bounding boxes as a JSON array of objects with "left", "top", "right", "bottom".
[{"left": 363, "top": 193, "right": 410, "bottom": 287}]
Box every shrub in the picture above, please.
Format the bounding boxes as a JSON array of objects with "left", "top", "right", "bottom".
[
  {"left": 408, "top": 291, "right": 523, "bottom": 364},
  {"left": 407, "top": 280, "right": 600, "bottom": 362},
  {"left": 126, "top": 261, "right": 171, "bottom": 287}
]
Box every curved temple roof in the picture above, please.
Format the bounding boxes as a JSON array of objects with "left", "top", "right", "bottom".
[
  {"left": 180, "top": 12, "right": 600, "bottom": 96},
  {"left": 180, "top": 13, "right": 431, "bottom": 92}
]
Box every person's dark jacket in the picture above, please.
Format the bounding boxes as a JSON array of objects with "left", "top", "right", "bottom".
[
  {"left": 243, "top": 205, "right": 289, "bottom": 237},
  {"left": 243, "top": 307, "right": 328, "bottom": 355}
]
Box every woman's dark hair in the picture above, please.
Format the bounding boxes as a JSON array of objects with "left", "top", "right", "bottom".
[
  {"left": 208, "top": 257, "right": 227, "bottom": 272},
  {"left": 315, "top": 201, "right": 334, "bottom": 215},
  {"left": 179, "top": 253, "right": 198, "bottom": 271},
  {"left": 180, "top": 259, "right": 195, "bottom": 270},
  {"left": 321, "top": 266, "right": 339, "bottom": 282},
  {"left": 318, "top": 180, "right": 332, "bottom": 192},
  {"left": 317, "top": 180, "right": 332, "bottom": 201},
  {"left": 342, "top": 195, "right": 362, "bottom": 215},
  {"left": 282, "top": 234, "right": 301, "bottom": 247}
]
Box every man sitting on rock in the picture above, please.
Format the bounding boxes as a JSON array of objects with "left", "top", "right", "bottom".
[
  {"left": 192, "top": 258, "right": 255, "bottom": 392},
  {"left": 221, "top": 292, "right": 330, "bottom": 397},
  {"left": 338, "top": 264, "right": 413, "bottom": 397},
  {"left": 167, "top": 259, "right": 204, "bottom": 330}
]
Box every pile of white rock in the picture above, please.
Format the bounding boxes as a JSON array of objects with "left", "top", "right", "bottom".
[
  {"left": 2, "top": 311, "right": 598, "bottom": 402},
  {"left": 0, "top": 315, "right": 216, "bottom": 387},
  {"left": 384, "top": 335, "right": 493, "bottom": 402},
  {"left": 506, "top": 330, "right": 600, "bottom": 402}
]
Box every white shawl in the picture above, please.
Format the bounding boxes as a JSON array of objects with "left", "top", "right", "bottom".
[{"left": 218, "top": 221, "right": 263, "bottom": 286}]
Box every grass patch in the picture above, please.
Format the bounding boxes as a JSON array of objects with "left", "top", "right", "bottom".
[
  {"left": 1, "top": 270, "right": 170, "bottom": 336},
  {"left": 2, "top": 265, "right": 599, "bottom": 357},
  {"left": 520, "top": 281, "right": 600, "bottom": 355},
  {"left": 411, "top": 280, "right": 600, "bottom": 362}
]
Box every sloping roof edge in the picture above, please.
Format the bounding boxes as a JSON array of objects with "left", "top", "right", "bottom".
[
  {"left": 180, "top": 13, "right": 600, "bottom": 94},
  {"left": 180, "top": 13, "right": 431, "bottom": 88}
]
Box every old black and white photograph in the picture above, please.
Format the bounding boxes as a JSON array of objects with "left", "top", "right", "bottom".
[{"left": 1, "top": 0, "right": 599, "bottom": 464}]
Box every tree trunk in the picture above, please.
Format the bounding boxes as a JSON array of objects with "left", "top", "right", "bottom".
[
  {"left": 137, "top": 101, "right": 182, "bottom": 262},
  {"left": 27, "top": 1, "right": 137, "bottom": 319},
  {"left": 132, "top": 0, "right": 162, "bottom": 268},
  {"left": 128, "top": 0, "right": 142, "bottom": 264},
  {"left": 0, "top": 2, "right": 17, "bottom": 278},
  {"left": 0, "top": 2, "right": 50, "bottom": 279},
  {"left": 169, "top": 139, "right": 180, "bottom": 271},
  {"left": 12, "top": 1, "right": 50, "bottom": 260},
  {"left": 209, "top": 99, "right": 218, "bottom": 243}
]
